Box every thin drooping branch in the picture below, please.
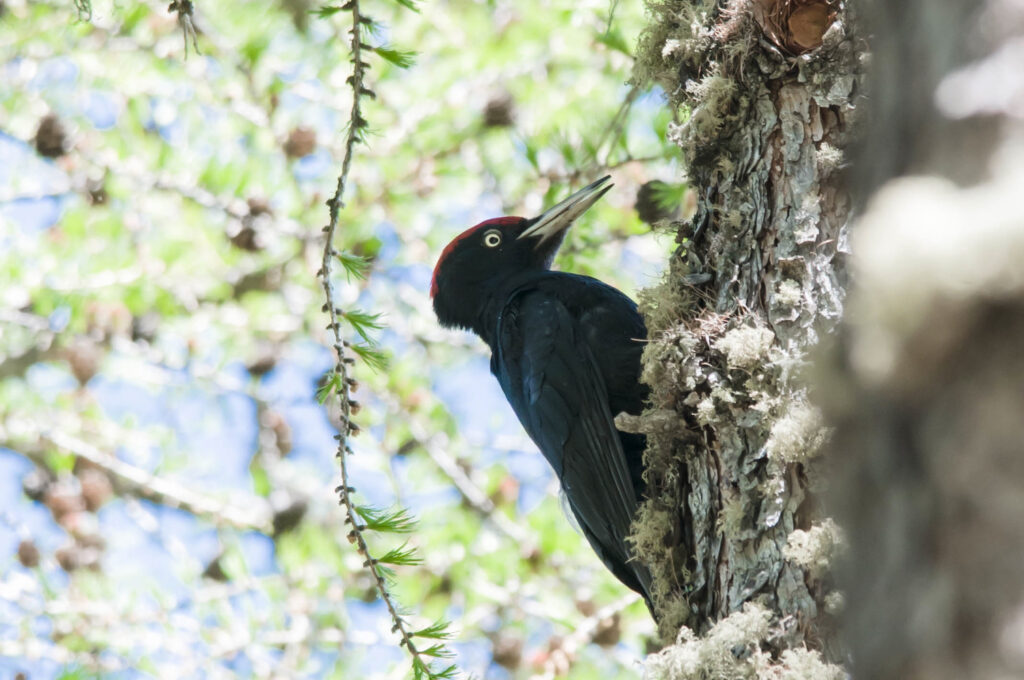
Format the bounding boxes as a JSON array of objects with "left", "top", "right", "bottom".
[
  {"left": 317, "top": 3, "right": 454, "bottom": 678},
  {"left": 19, "top": 430, "right": 272, "bottom": 532}
]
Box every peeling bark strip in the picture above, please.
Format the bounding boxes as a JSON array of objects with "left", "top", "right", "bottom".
[
  {"left": 750, "top": 0, "right": 839, "bottom": 54},
  {"left": 631, "top": 0, "right": 861, "bottom": 671}
]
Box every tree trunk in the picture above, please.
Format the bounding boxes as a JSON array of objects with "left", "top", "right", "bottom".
[
  {"left": 630, "top": 0, "right": 859, "bottom": 674},
  {"left": 827, "top": 1, "right": 1024, "bottom": 678}
]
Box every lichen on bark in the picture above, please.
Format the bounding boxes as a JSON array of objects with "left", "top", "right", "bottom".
[{"left": 628, "top": 0, "right": 861, "bottom": 673}]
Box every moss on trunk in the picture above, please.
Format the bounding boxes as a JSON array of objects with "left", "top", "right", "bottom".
[{"left": 629, "top": 0, "right": 861, "bottom": 673}]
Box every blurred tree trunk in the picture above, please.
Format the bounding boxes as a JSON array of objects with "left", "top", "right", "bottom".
[
  {"left": 826, "top": 1, "right": 1024, "bottom": 678},
  {"left": 630, "top": 1, "right": 859, "bottom": 673}
]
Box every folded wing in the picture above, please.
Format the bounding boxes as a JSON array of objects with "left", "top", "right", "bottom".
[{"left": 492, "top": 290, "right": 652, "bottom": 600}]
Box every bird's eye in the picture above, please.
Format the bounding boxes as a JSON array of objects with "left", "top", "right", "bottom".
[{"left": 483, "top": 230, "right": 502, "bottom": 248}]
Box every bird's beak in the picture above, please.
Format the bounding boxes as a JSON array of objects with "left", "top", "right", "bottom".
[{"left": 518, "top": 175, "right": 613, "bottom": 245}]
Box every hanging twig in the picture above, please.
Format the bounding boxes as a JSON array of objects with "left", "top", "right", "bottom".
[
  {"left": 19, "top": 430, "right": 273, "bottom": 532},
  {"left": 168, "top": 0, "right": 201, "bottom": 58},
  {"left": 317, "top": 2, "right": 455, "bottom": 678}
]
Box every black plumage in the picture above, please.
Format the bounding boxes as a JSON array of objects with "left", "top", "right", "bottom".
[{"left": 431, "top": 177, "right": 654, "bottom": 612}]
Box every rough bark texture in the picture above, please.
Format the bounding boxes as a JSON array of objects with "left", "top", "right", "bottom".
[
  {"left": 826, "top": 1, "right": 1024, "bottom": 678},
  {"left": 629, "top": 1, "right": 861, "bottom": 675}
]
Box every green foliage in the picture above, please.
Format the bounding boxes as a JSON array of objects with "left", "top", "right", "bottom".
[
  {"left": 651, "top": 180, "right": 688, "bottom": 212},
  {"left": 350, "top": 341, "right": 389, "bottom": 371},
  {"left": 341, "top": 309, "right": 385, "bottom": 343},
  {"left": 598, "top": 27, "right": 633, "bottom": 57},
  {"left": 57, "top": 668, "right": 101, "bottom": 680},
  {"left": 318, "top": 372, "right": 346, "bottom": 403},
  {"left": 72, "top": 0, "right": 91, "bottom": 20},
  {"left": 414, "top": 619, "right": 454, "bottom": 640},
  {"left": 0, "top": 0, "right": 679, "bottom": 676},
  {"left": 313, "top": 4, "right": 348, "bottom": 17},
  {"left": 337, "top": 251, "right": 372, "bottom": 280},
  {"left": 372, "top": 46, "right": 417, "bottom": 68},
  {"left": 386, "top": 0, "right": 419, "bottom": 12},
  {"left": 376, "top": 541, "right": 423, "bottom": 566},
  {"left": 356, "top": 504, "right": 418, "bottom": 533},
  {"left": 413, "top": 656, "right": 457, "bottom": 680}
]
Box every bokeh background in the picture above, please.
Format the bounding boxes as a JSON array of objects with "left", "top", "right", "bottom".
[{"left": 0, "top": 0, "right": 685, "bottom": 677}]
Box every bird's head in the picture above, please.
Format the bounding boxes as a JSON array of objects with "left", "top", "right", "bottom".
[{"left": 431, "top": 175, "right": 612, "bottom": 331}]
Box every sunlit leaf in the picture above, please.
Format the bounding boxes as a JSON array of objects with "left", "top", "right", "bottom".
[
  {"left": 413, "top": 620, "right": 454, "bottom": 640},
  {"left": 350, "top": 342, "right": 389, "bottom": 371},
  {"left": 337, "top": 251, "right": 371, "bottom": 280},
  {"left": 355, "top": 505, "right": 417, "bottom": 533},
  {"left": 377, "top": 542, "right": 423, "bottom": 566},
  {"left": 372, "top": 46, "right": 417, "bottom": 69}
]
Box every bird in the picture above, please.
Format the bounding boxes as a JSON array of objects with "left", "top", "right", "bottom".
[{"left": 430, "top": 175, "right": 655, "bottom": 614}]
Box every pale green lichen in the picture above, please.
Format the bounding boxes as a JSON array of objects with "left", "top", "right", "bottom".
[
  {"left": 639, "top": 273, "right": 697, "bottom": 335},
  {"left": 682, "top": 71, "right": 740, "bottom": 148},
  {"left": 632, "top": 1, "right": 710, "bottom": 90},
  {"left": 765, "top": 401, "right": 827, "bottom": 464},
  {"left": 631, "top": 0, "right": 854, "bottom": 659},
  {"left": 754, "top": 647, "right": 846, "bottom": 680},
  {"left": 641, "top": 321, "right": 702, "bottom": 407},
  {"left": 645, "top": 603, "right": 773, "bottom": 680},
  {"left": 815, "top": 142, "right": 844, "bottom": 176},
  {"left": 632, "top": 505, "right": 675, "bottom": 568},
  {"left": 715, "top": 154, "right": 736, "bottom": 177},
  {"left": 720, "top": 206, "right": 744, "bottom": 232},
  {"left": 695, "top": 397, "right": 716, "bottom": 426},
  {"left": 783, "top": 519, "right": 845, "bottom": 580},
  {"left": 631, "top": 500, "right": 691, "bottom": 633},
  {"left": 775, "top": 279, "right": 802, "bottom": 307},
  {"left": 715, "top": 326, "right": 775, "bottom": 370},
  {"left": 710, "top": 385, "right": 736, "bottom": 406},
  {"left": 717, "top": 488, "right": 747, "bottom": 537},
  {"left": 823, "top": 591, "right": 845, "bottom": 615},
  {"left": 663, "top": 38, "right": 685, "bottom": 60},
  {"left": 645, "top": 603, "right": 846, "bottom": 680}
]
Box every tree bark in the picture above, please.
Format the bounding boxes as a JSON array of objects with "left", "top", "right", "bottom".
[
  {"left": 631, "top": 0, "right": 859, "bottom": 674},
  {"left": 826, "top": 1, "right": 1024, "bottom": 678}
]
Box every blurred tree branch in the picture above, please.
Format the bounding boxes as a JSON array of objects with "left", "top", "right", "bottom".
[{"left": 11, "top": 429, "right": 272, "bottom": 532}]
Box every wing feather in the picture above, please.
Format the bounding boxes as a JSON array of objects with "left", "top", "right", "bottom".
[{"left": 493, "top": 291, "right": 650, "bottom": 596}]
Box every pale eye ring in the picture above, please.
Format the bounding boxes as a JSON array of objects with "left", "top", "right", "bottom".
[{"left": 483, "top": 230, "right": 502, "bottom": 248}]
